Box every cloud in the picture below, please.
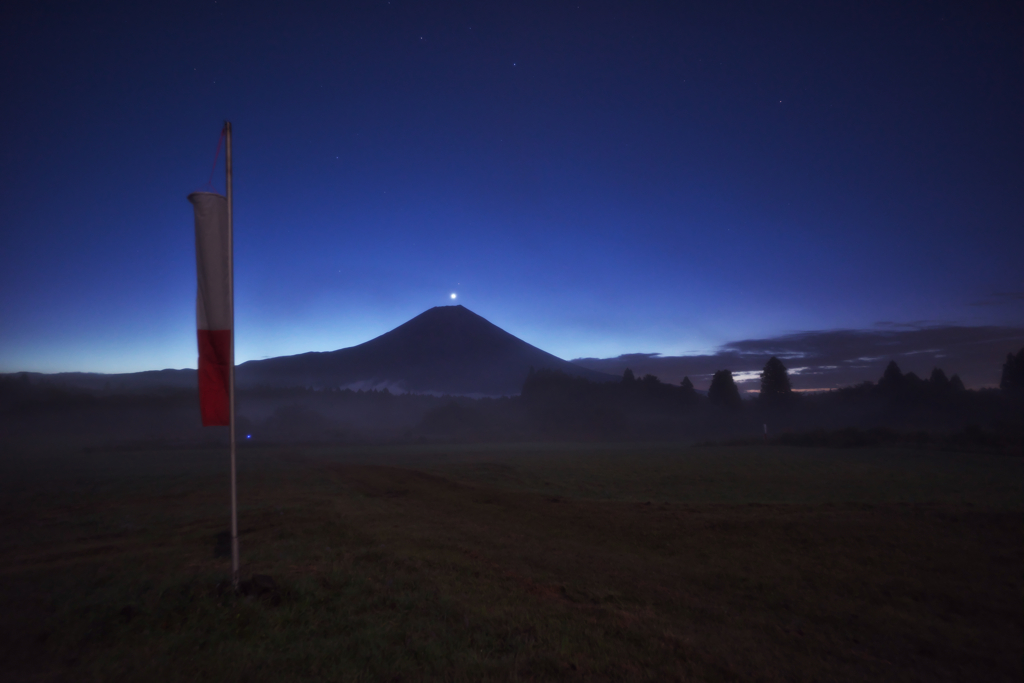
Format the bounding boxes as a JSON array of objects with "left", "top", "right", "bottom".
[{"left": 572, "top": 325, "right": 1024, "bottom": 390}]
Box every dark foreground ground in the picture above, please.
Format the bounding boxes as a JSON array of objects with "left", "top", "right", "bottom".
[{"left": 1, "top": 440, "right": 1021, "bottom": 682}]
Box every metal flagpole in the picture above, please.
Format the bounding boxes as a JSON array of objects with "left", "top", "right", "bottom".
[{"left": 225, "top": 121, "right": 240, "bottom": 589}]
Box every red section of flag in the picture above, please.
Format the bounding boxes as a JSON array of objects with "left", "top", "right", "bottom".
[{"left": 198, "top": 329, "right": 231, "bottom": 426}]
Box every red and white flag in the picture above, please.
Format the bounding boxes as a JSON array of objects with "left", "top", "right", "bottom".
[{"left": 188, "top": 191, "right": 232, "bottom": 426}]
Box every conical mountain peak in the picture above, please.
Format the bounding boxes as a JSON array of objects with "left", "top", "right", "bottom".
[{"left": 237, "top": 306, "right": 615, "bottom": 395}]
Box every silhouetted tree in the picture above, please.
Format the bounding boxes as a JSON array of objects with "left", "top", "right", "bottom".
[
  {"left": 708, "top": 370, "right": 742, "bottom": 409},
  {"left": 1000, "top": 347, "right": 1024, "bottom": 394},
  {"left": 929, "top": 367, "right": 949, "bottom": 388},
  {"left": 949, "top": 374, "right": 965, "bottom": 392},
  {"left": 759, "top": 356, "right": 793, "bottom": 405},
  {"left": 622, "top": 368, "right": 636, "bottom": 383},
  {"left": 877, "top": 360, "right": 905, "bottom": 394},
  {"left": 679, "top": 376, "right": 697, "bottom": 403}
]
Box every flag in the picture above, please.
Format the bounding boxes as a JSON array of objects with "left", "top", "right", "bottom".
[{"left": 188, "top": 191, "right": 232, "bottom": 426}]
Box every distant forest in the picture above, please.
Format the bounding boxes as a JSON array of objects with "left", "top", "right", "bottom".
[{"left": 1, "top": 348, "right": 1022, "bottom": 452}]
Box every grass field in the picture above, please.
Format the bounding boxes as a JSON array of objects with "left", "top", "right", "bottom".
[{"left": 1, "top": 440, "right": 1021, "bottom": 681}]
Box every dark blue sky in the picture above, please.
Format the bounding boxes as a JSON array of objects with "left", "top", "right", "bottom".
[{"left": 2, "top": 1, "right": 1021, "bottom": 381}]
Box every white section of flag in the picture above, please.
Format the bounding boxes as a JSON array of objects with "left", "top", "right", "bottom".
[{"left": 188, "top": 191, "right": 232, "bottom": 331}]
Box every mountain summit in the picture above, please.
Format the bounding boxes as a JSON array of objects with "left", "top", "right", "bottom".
[{"left": 236, "top": 305, "right": 615, "bottom": 395}]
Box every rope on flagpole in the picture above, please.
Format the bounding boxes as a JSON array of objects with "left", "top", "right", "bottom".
[{"left": 205, "top": 127, "right": 226, "bottom": 192}]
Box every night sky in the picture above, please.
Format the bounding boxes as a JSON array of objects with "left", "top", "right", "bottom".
[{"left": 2, "top": 1, "right": 1021, "bottom": 388}]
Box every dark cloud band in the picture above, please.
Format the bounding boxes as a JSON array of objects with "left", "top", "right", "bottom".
[{"left": 572, "top": 325, "right": 1024, "bottom": 390}]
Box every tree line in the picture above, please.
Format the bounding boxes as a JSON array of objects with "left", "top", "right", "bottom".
[{"left": 2, "top": 347, "right": 1021, "bottom": 445}]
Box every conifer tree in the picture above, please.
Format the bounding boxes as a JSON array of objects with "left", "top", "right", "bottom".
[
  {"left": 1000, "top": 347, "right": 1024, "bottom": 394},
  {"left": 708, "top": 370, "right": 742, "bottom": 409},
  {"left": 679, "top": 376, "right": 697, "bottom": 403},
  {"left": 878, "top": 360, "right": 904, "bottom": 393},
  {"left": 929, "top": 367, "right": 949, "bottom": 387},
  {"left": 759, "top": 356, "right": 793, "bottom": 404}
]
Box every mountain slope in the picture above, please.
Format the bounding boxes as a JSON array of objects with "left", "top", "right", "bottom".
[{"left": 237, "top": 305, "right": 616, "bottom": 395}]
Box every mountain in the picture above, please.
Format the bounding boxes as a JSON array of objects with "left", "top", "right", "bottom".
[
  {"left": 3, "top": 368, "right": 197, "bottom": 395},
  {"left": 236, "top": 305, "right": 616, "bottom": 395}
]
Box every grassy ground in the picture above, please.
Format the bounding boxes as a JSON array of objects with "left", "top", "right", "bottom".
[{"left": 0, "top": 440, "right": 1021, "bottom": 681}]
